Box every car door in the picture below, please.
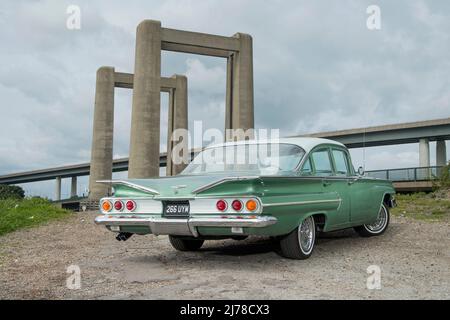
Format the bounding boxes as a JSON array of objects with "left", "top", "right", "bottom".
[
  {"left": 309, "top": 147, "right": 350, "bottom": 228},
  {"left": 346, "top": 159, "right": 378, "bottom": 225}
]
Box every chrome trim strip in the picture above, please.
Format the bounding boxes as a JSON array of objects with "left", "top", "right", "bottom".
[
  {"left": 192, "top": 176, "right": 260, "bottom": 194},
  {"left": 262, "top": 198, "right": 341, "bottom": 208},
  {"left": 95, "top": 216, "right": 151, "bottom": 226},
  {"left": 188, "top": 216, "right": 277, "bottom": 228},
  {"left": 97, "top": 180, "right": 160, "bottom": 195}
]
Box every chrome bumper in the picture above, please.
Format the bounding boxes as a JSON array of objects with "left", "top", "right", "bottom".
[{"left": 94, "top": 215, "right": 277, "bottom": 237}]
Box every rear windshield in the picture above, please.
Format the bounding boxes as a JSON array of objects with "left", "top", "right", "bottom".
[{"left": 181, "top": 143, "right": 305, "bottom": 175}]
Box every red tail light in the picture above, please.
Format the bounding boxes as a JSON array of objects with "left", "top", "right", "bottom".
[
  {"left": 126, "top": 200, "right": 136, "bottom": 211},
  {"left": 216, "top": 200, "right": 227, "bottom": 211},
  {"left": 231, "top": 200, "right": 243, "bottom": 211},
  {"left": 114, "top": 200, "right": 123, "bottom": 211}
]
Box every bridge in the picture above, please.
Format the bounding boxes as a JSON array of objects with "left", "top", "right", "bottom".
[{"left": 0, "top": 118, "right": 448, "bottom": 199}]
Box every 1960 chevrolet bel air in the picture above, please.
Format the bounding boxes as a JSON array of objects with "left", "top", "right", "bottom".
[{"left": 95, "top": 137, "right": 396, "bottom": 259}]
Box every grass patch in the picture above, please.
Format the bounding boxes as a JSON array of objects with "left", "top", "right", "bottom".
[
  {"left": 391, "top": 193, "right": 450, "bottom": 222},
  {"left": 0, "top": 198, "right": 72, "bottom": 236}
]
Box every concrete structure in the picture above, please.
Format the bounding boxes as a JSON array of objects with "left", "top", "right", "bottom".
[
  {"left": 89, "top": 67, "right": 115, "bottom": 199},
  {"left": 166, "top": 75, "right": 188, "bottom": 176},
  {"left": 436, "top": 140, "right": 447, "bottom": 167},
  {"left": 88, "top": 66, "right": 188, "bottom": 200},
  {"left": 419, "top": 138, "right": 430, "bottom": 167},
  {"left": 300, "top": 117, "right": 450, "bottom": 168},
  {"left": 55, "top": 177, "right": 61, "bottom": 201},
  {"left": 128, "top": 20, "right": 254, "bottom": 179},
  {"left": 70, "top": 176, "right": 77, "bottom": 198}
]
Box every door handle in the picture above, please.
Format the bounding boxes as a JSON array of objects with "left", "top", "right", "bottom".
[
  {"left": 348, "top": 178, "right": 359, "bottom": 185},
  {"left": 322, "top": 180, "right": 331, "bottom": 187}
]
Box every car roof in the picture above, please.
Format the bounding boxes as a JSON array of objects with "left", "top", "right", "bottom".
[{"left": 205, "top": 137, "right": 346, "bottom": 153}]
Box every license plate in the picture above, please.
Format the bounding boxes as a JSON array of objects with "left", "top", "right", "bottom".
[{"left": 163, "top": 201, "right": 190, "bottom": 218}]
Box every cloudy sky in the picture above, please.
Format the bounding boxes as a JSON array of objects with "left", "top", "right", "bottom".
[{"left": 0, "top": 0, "right": 449, "bottom": 198}]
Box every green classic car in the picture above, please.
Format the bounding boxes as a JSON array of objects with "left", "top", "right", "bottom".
[{"left": 95, "top": 138, "right": 396, "bottom": 259}]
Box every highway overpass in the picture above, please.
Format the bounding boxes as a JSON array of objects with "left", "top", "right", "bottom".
[{"left": 0, "top": 118, "right": 448, "bottom": 199}]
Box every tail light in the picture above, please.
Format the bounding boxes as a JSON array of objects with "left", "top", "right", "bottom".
[
  {"left": 114, "top": 200, "right": 123, "bottom": 211},
  {"left": 231, "top": 200, "right": 243, "bottom": 211},
  {"left": 216, "top": 199, "right": 227, "bottom": 211},
  {"left": 126, "top": 200, "right": 136, "bottom": 211},
  {"left": 101, "top": 200, "right": 112, "bottom": 212},
  {"left": 245, "top": 199, "right": 257, "bottom": 211}
]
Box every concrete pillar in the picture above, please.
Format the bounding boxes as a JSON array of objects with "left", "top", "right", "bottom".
[
  {"left": 419, "top": 138, "right": 430, "bottom": 167},
  {"left": 230, "top": 33, "right": 254, "bottom": 132},
  {"left": 166, "top": 75, "right": 188, "bottom": 176},
  {"left": 225, "top": 55, "right": 234, "bottom": 130},
  {"left": 70, "top": 176, "right": 77, "bottom": 198},
  {"left": 55, "top": 177, "right": 61, "bottom": 201},
  {"left": 128, "top": 20, "right": 162, "bottom": 179},
  {"left": 436, "top": 140, "right": 447, "bottom": 167},
  {"left": 88, "top": 66, "right": 115, "bottom": 199}
]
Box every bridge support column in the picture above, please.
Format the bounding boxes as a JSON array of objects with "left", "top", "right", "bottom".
[
  {"left": 55, "top": 177, "right": 61, "bottom": 201},
  {"left": 419, "top": 138, "right": 430, "bottom": 167},
  {"left": 128, "top": 20, "right": 161, "bottom": 179},
  {"left": 88, "top": 66, "right": 115, "bottom": 199},
  {"left": 436, "top": 140, "right": 447, "bottom": 167},
  {"left": 166, "top": 75, "right": 188, "bottom": 176},
  {"left": 70, "top": 176, "right": 77, "bottom": 198},
  {"left": 226, "top": 33, "right": 254, "bottom": 137}
]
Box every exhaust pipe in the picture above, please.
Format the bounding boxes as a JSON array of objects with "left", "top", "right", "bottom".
[{"left": 116, "top": 232, "right": 133, "bottom": 241}]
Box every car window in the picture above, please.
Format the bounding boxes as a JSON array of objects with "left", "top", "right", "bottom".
[
  {"left": 311, "top": 149, "right": 333, "bottom": 176},
  {"left": 332, "top": 149, "right": 349, "bottom": 176},
  {"left": 300, "top": 158, "right": 312, "bottom": 175}
]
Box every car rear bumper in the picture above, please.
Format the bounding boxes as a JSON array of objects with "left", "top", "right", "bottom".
[{"left": 94, "top": 215, "right": 277, "bottom": 237}]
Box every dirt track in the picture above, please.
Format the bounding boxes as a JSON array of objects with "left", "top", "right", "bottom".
[{"left": 0, "top": 211, "right": 449, "bottom": 299}]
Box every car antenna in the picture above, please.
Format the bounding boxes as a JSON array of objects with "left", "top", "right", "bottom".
[{"left": 362, "top": 128, "right": 366, "bottom": 173}]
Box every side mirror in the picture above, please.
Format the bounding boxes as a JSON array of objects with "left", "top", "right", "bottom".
[{"left": 357, "top": 166, "right": 365, "bottom": 176}]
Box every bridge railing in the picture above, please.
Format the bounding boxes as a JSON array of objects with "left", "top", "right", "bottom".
[{"left": 365, "top": 166, "right": 445, "bottom": 182}]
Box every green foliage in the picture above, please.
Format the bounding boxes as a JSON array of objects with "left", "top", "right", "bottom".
[
  {"left": 0, "top": 198, "right": 72, "bottom": 236},
  {"left": 392, "top": 193, "right": 450, "bottom": 221},
  {"left": 0, "top": 185, "right": 25, "bottom": 200},
  {"left": 437, "top": 163, "right": 450, "bottom": 189}
]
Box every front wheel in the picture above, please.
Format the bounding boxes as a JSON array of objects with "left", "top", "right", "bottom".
[
  {"left": 169, "top": 235, "right": 204, "bottom": 251},
  {"left": 280, "top": 216, "right": 316, "bottom": 259},
  {"left": 354, "top": 203, "right": 390, "bottom": 237}
]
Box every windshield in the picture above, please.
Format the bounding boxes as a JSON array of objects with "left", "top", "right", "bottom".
[{"left": 181, "top": 143, "right": 305, "bottom": 176}]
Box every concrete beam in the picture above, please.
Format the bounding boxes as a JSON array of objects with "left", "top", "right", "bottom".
[
  {"left": 161, "top": 27, "right": 240, "bottom": 52},
  {"left": 301, "top": 117, "right": 450, "bottom": 148},
  {"left": 114, "top": 71, "right": 176, "bottom": 92},
  {"left": 128, "top": 20, "right": 162, "bottom": 179},
  {"left": 88, "top": 66, "right": 115, "bottom": 199},
  {"left": 70, "top": 176, "right": 77, "bottom": 198},
  {"left": 419, "top": 138, "right": 430, "bottom": 167},
  {"left": 55, "top": 176, "right": 61, "bottom": 201},
  {"left": 114, "top": 72, "right": 134, "bottom": 89}
]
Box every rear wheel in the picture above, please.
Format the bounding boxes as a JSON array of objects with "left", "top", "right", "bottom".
[
  {"left": 280, "top": 216, "right": 316, "bottom": 259},
  {"left": 354, "top": 203, "right": 390, "bottom": 237},
  {"left": 169, "top": 235, "right": 204, "bottom": 251}
]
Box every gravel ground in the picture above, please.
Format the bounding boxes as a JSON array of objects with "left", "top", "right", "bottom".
[{"left": 0, "top": 211, "right": 449, "bottom": 299}]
